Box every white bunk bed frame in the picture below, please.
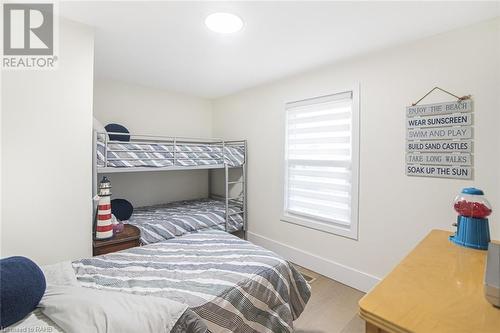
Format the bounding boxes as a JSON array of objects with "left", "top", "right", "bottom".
[{"left": 92, "top": 131, "right": 247, "bottom": 237}]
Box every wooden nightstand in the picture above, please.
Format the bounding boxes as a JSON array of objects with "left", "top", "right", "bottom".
[{"left": 93, "top": 224, "right": 140, "bottom": 256}]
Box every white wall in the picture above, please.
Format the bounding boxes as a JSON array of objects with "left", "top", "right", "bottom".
[
  {"left": 1, "top": 19, "right": 95, "bottom": 265},
  {"left": 212, "top": 19, "right": 500, "bottom": 291},
  {"left": 93, "top": 79, "right": 213, "bottom": 207}
]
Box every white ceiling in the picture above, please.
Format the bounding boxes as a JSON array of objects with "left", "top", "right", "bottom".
[{"left": 61, "top": 1, "right": 500, "bottom": 98}]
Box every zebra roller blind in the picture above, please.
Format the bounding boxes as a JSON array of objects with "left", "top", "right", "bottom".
[{"left": 284, "top": 91, "right": 355, "bottom": 229}]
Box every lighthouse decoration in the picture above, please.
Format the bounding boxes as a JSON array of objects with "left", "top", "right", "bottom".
[{"left": 95, "top": 176, "right": 114, "bottom": 240}]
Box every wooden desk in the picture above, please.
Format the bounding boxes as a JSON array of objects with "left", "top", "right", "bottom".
[{"left": 359, "top": 230, "right": 500, "bottom": 333}]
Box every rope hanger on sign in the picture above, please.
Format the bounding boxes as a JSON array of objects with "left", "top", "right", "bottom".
[{"left": 412, "top": 86, "right": 471, "bottom": 106}]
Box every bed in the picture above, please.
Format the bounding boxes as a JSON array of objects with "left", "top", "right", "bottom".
[
  {"left": 73, "top": 230, "right": 311, "bottom": 333},
  {"left": 96, "top": 138, "right": 245, "bottom": 169},
  {"left": 128, "top": 198, "right": 244, "bottom": 245}
]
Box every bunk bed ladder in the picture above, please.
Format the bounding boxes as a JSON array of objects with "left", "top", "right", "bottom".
[
  {"left": 224, "top": 164, "right": 247, "bottom": 238},
  {"left": 242, "top": 140, "right": 247, "bottom": 239},
  {"left": 242, "top": 160, "right": 247, "bottom": 239},
  {"left": 224, "top": 164, "right": 229, "bottom": 233},
  {"left": 223, "top": 141, "right": 247, "bottom": 239}
]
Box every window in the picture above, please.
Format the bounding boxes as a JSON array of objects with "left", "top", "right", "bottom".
[{"left": 282, "top": 89, "right": 359, "bottom": 239}]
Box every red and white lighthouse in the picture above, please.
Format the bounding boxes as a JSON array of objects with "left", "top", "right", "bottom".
[{"left": 95, "top": 176, "right": 113, "bottom": 239}]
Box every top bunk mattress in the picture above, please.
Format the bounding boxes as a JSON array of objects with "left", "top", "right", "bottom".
[
  {"left": 127, "top": 198, "right": 244, "bottom": 245},
  {"left": 96, "top": 140, "right": 245, "bottom": 169}
]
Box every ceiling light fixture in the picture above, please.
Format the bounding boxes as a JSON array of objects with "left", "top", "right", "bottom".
[{"left": 205, "top": 12, "right": 244, "bottom": 34}]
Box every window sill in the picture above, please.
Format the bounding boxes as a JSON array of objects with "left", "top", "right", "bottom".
[{"left": 281, "top": 213, "right": 358, "bottom": 240}]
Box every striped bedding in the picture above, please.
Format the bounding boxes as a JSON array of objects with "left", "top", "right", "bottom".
[
  {"left": 96, "top": 140, "right": 245, "bottom": 168},
  {"left": 73, "top": 230, "right": 311, "bottom": 333},
  {"left": 128, "top": 198, "right": 244, "bottom": 245}
]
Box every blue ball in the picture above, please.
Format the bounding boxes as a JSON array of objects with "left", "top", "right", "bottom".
[{"left": 0, "top": 256, "right": 46, "bottom": 328}]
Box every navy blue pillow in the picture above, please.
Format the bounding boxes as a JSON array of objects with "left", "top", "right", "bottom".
[
  {"left": 105, "top": 123, "right": 130, "bottom": 142},
  {"left": 111, "top": 199, "right": 134, "bottom": 221},
  {"left": 0, "top": 256, "right": 46, "bottom": 328}
]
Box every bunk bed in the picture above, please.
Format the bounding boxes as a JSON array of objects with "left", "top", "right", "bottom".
[{"left": 93, "top": 131, "right": 247, "bottom": 242}]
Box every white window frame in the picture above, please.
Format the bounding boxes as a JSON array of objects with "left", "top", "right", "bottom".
[{"left": 281, "top": 85, "right": 360, "bottom": 240}]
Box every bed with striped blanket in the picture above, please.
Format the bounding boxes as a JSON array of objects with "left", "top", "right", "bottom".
[
  {"left": 73, "top": 230, "right": 311, "bottom": 333},
  {"left": 96, "top": 140, "right": 245, "bottom": 168},
  {"left": 128, "top": 198, "right": 244, "bottom": 245}
]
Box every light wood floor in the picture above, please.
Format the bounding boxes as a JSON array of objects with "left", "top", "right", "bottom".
[{"left": 293, "top": 265, "right": 366, "bottom": 333}]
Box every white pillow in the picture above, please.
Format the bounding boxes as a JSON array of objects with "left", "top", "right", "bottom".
[
  {"left": 41, "top": 261, "right": 79, "bottom": 287},
  {"left": 39, "top": 285, "right": 188, "bottom": 333}
]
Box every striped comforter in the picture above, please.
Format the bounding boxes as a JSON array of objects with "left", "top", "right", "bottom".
[
  {"left": 73, "top": 230, "right": 311, "bottom": 333},
  {"left": 96, "top": 140, "right": 245, "bottom": 168},
  {"left": 128, "top": 199, "right": 244, "bottom": 245}
]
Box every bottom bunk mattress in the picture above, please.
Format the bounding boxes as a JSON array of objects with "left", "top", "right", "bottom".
[
  {"left": 128, "top": 198, "right": 244, "bottom": 245},
  {"left": 73, "top": 230, "right": 311, "bottom": 333}
]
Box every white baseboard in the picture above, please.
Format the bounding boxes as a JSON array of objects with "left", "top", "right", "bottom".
[{"left": 247, "top": 231, "right": 380, "bottom": 293}]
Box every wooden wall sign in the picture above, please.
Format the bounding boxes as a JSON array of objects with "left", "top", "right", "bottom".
[{"left": 406, "top": 99, "right": 473, "bottom": 179}]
